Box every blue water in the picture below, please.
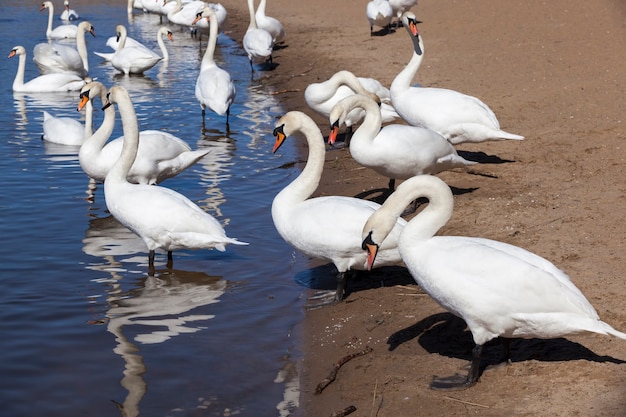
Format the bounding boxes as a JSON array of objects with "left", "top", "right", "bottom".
[{"left": 0, "top": 3, "right": 314, "bottom": 416}]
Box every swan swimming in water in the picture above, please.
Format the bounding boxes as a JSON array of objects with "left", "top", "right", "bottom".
[
  {"left": 110, "top": 25, "right": 172, "bottom": 75},
  {"left": 390, "top": 12, "right": 524, "bottom": 144},
  {"left": 362, "top": 174, "right": 626, "bottom": 389},
  {"left": 271, "top": 111, "right": 406, "bottom": 303},
  {"left": 40, "top": 1, "right": 78, "bottom": 39},
  {"left": 102, "top": 85, "right": 248, "bottom": 267},
  {"left": 33, "top": 21, "right": 95, "bottom": 77},
  {"left": 59, "top": 0, "right": 79, "bottom": 21},
  {"left": 8, "top": 46, "right": 84, "bottom": 92}
]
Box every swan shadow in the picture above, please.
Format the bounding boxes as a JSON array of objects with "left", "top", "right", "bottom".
[
  {"left": 295, "top": 263, "right": 414, "bottom": 296},
  {"left": 354, "top": 185, "right": 479, "bottom": 206},
  {"left": 458, "top": 150, "right": 515, "bottom": 164},
  {"left": 388, "top": 312, "right": 626, "bottom": 379},
  {"left": 370, "top": 26, "right": 396, "bottom": 37}
]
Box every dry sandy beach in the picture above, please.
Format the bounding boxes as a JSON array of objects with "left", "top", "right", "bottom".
[{"left": 116, "top": 0, "right": 626, "bottom": 415}]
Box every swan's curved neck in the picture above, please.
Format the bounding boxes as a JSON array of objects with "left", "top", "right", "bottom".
[
  {"left": 275, "top": 113, "right": 326, "bottom": 205},
  {"left": 247, "top": 0, "right": 258, "bottom": 30},
  {"left": 117, "top": 26, "right": 127, "bottom": 49},
  {"left": 80, "top": 90, "right": 115, "bottom": 162},
  {"left": 344, "top": 95, "right": 382, "bottom": 150},
  {"left": 201, "top": 13, "right": 218, "bottom": 69},
  {"left": 157, "top": 28, "right": 169, "bottom": 60},
  {"left": 108, "top": 90, "right": 139, "bottom": 183},
  {"left": 392, "top": 176, "right": 454, "bottom": 242},
  {"left": 256, "top": 0, "right": 267, "bottom": 16},
  {"left": 83, "top": 99, "right": 93, "bottom": 138},
  {"left": 390, "top": 35, "right": 424, "bottom": 94},
  {"left": 12, "top": 51, "right": 26, "bottom": 90},
  {"left": 45, "top": 4, "right": 54, "bottom": 37},
  {"left": 76, "top": 24, "right": 89, "bottom": 71}
]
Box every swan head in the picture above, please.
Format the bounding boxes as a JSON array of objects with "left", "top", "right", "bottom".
[
  {"left": 193, "top": 5, "right": 216, "bottom": 25},
  {"left": 401, "top": 11, "right": 423, "bottom": 55},
  {"left": 40, "top": 1, "right": 52, "bottom": 11},
  {"left": 8, "top": 46, "right": 24, "bottom": 59},
  {"left": 78, "top": 89, "right": 91, "bottom": 111},
  {"left": 78, "top": 21, "right": 96, "bottom": 37},
  {"left": 328, "top": 93, "right": 381, "bottom": 145},
  {"left": 361, "top": 209, "right": 399, "bottom": 270},
  {"left": 272, "top": 124, "right": 286, "bottom": 153}
]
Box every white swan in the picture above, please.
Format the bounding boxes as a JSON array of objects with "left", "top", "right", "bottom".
[
  {"left": 388, "top": 0, "right": 417, "bottom": 23},
  {"left": 42, "top": 97, "right": 93, "bottom": 146},
  {"left": 33, "top": 21, "right": 95, "bottom": 77},
  {"left": 361, "top": 174, "right": 626, "bottom": 389},
  {"left": 59, "top": 0, "right": 79, "bottom": 21},
  {"left": 191, "top": 3, "right": 228, "bottom": 38},
  {"left": 8, "top": 46, "right": 85, "bottom": 92},
  {"left": 243, "top": 0, "right": 273, "bottom": 70},
  {"left": 271, "top": 111, "right": 406, "bottom": 303},
  {"left": 166, "top": 0, "right": 206, "bottom": 28},
  {"left": 41, "top": 1, "right": 78, "bottom": 39},
  {"left": 193, "top": 6, "right": 235, "bottom": 124},
  {"left": 304, "top": 70, "right": 398, "bottom": 137},
  {"left": 255, "top": 0, "right": 285, "bottom": 44},
  {"left": 102, "top": 85, "right": 248, "bottom": 267},
  {"left": 95, "top": 29, "right": 153, "bottom": 62},
  {"left": 391, "top": 12, "right": 524, "bottom": 144},
  {"left": 329, "top": 94, "right": 476, "bottom": 190},
  {"left": 366, "top": 0, "right": 393, "bottom": 35},
  {"left": 77, "top": 81, "right": 210, "bottom": 185},
  {"left": 111, "top": 25, "right": 172, "bottom": 75}
]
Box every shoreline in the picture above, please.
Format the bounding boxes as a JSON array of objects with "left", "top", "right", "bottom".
[{"left": 134, "top": 0, "right": 626, "bottom": 415}]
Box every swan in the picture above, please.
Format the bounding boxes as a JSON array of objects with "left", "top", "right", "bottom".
[
  {"left": 391, "top": 12, "right": 524, "bottom": 144},
  {"left": 59, "top": 0, "right": 79, "bottom": 21},
  {"left": 33, "top": 21, "right": 95, "bottom": 77},
  {"left": 102, "top": 85, "right": 248, "bottom": 267},
  {"left": 255, "top": 0, "right": 285, "bottom": 44},
  {"left": 388, "top": 0, "right": 417, "bottom": 25},
  {"left": 95, "top": 29, "right": 153, "bottom": 62},
  {"left": 166, "top": 0, "right": 207, "bottom": 28},
  {"left": 111, "top": 25, "right": 173, "bottom": 75},
  {"left": 8, "top": 46, "right": 85, "bottom": 92},
  {"left": 271, "top": 111, "right": 406, "bottom": 303},
  {"left": 243, "top": 0, "right": 273, "bottom": 71},
  {"left": 42, "top": 97, "right": 94, "bottom": 146},
  {"left": 304, "top": 70, "right": 398, "bottom": 140},
  {"left": 77, "top": 80, "right": 210, "bottom": 185},
  {"left": 366, "top": 0, "right": 393, "bottom": 35},
  {"left": 193, "top": 6, "right": 235, "bottom": 124},
  {"left": 329, "top": 94, "right": 477, "bottom": 190},
  {"left": 41, "top": 1, "right": 78, "bottom": 39},
  {"left": 361, "top": 174, "right": 626, "bottom": 389},
  {"left": 192, "top": 3, "right": 228, "bottom": 38}
]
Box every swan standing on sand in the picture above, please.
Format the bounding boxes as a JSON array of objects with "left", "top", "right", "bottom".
[
  {"left": 362, "top": 174, "right": 626, "bottom": 390},
  {"left": 59, "top": 0, "right": 79, "bottom": 21},
  {"left": 305, "top": 70, "right": 398, "bottom": 132},
  {"left": 391, "top": 12, "right": 524, "bottom": 144},
  {"left": 33, "top": 21, "right": 95, "bottom": 77},
  {"left": 255, "top": 0, "right": 285, "bottom": 44},
  {"left": 366, "top": 0, "right": 393, "bottom": 35},
  {"left": 243, "top": 0, "right": 273, "bottom": 71},
  {"left": 193, "top": 6, "right": 235, "bottom": 125},
  {"left": 166, "top": 0, "right": 207, "bottom": 28},
  {"left": 8, "top": 46, "right": 84, "bottom": 92},
  {"left": 77, "top": 81, "right": 209, "bottom": 185},
  {"left": 111, "top": 25, "right": 173, "bottom": 75},
  {"left": 271, "top": 111, "right": 406, "bottom": 303},
  {"left": 329, "top": 94, "right": 476, "bottom": 190},
  {"left": 388, "top": 0, "right": 417, "bottom": 25},
  {"left": 41, "top": 1, "right": 78, "bottom": 39},
  {"left": 101, "top": 86, "right": 248, "bottom": 267}
]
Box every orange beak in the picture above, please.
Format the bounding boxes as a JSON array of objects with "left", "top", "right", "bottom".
[
  {"left": 328, "top": 121, "right": 339, "bottom": 145},
  {"left": 272, "top": 124, "right": 286, "bottom": 153},
  {"left": 362, "top": 232, "right": 379, "bottom": 271},
  {"left": 77, "top": 91, "right": 89, "bottom": 111},
  {"left": 8, "top": 50, "right": 16, "bottom": 58}
]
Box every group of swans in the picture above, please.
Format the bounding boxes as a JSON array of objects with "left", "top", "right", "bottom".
[
  {"left": 271, "top": 111, "right": 406, "bottom": 303},
  {"left": 101, "top": 85, "right": 247, "bottom": 267},
  {"left": 361, "top": 174, "right": 626, "bottom": 389},
  {"left": 243, "top": 0, "right": 274, "bottom": 71}
]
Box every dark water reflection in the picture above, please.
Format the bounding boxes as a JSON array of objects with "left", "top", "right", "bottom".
[{"left": 0, "top": 3, "right": 310, "bottom": 416}]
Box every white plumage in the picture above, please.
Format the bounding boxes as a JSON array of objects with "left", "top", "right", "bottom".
[
  {"left": 110, "top": 25, "right": 172, "bottom": 75},
  {"left": 366, "top": 0, "right": 393, "bottom": 34},
  {"left": 33, "top": 21, "right": 94, "bottom": 77},
  {"left": 255, "top": 0, "right": 285, "bottom": 43},
  {"left": 41, "top": 1, "right": 78, "bottom": 39},
  {"left": 243, "top": 0, "right": 273, "bottom": 70},
  {"left": 8, "top": 45, "right": 84, "bottom": 92}
]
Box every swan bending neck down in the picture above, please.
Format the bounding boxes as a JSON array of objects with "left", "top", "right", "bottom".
[
  {"left": 361, "top": 174, "right": 626, "bottom": 390},
  {"left": 390, "top": 12, "right": 524, "bottom": 144},
  {"left": 77, "top": 81, "right": 210, "bottom": 185},
  {"left": 328, "top": 93, "right": 476, "bottom": 190},
  {"left": 271, "top": 111, "right": 405, "bottom": 304},
  {"left": 102, "top": 86, "right": 248, "bottom": 267}
]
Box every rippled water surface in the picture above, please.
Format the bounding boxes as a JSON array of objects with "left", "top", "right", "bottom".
[{"left": 0, "top": 3, "right": 313, "bottom": 416}]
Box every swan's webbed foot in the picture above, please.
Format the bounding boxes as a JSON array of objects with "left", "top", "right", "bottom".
[{"left": 430, "top": 344, "right": 482, "bottom": 391}]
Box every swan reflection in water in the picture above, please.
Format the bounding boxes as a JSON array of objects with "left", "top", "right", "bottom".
[{"left": 84, "top": 216, "right": 230, "bottom": 416}]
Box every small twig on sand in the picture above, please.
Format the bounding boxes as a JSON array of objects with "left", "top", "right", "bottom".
[
  {"left": 315, "top": 346, "right": 374, "bottom": 394},
  {"left": 329, "top": 405, "right": 357, "bottom": 417},
  {"left": 443, "top": 395, "right": 490, "bottom": 408},
  {"left": 466, "top": 169, "right": 499, "bottom": 178},
  {"left": 269, "top": 88, "right": 301, "bottom": 95}
]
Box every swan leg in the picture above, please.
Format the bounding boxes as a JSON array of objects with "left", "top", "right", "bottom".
[
  {"left": 388, "top": 178, "right": 396, "bottom": 190},
  {"left": 430, "top": 344, "right": 483, "bottom": 390},
  {"left": 167, "top": 251, "right": 173, "bottom": 269},
  {"left": 335, "top": 270, "right": 348, "bottom": 302},
  {"left": 148, "top": 250, "right": 155, "bottom": 266}
]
